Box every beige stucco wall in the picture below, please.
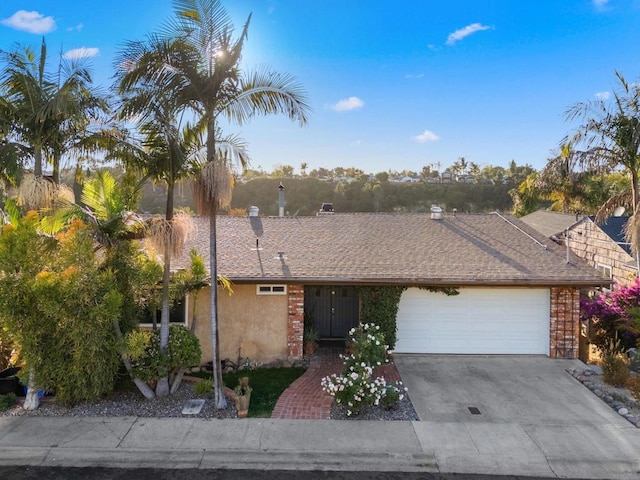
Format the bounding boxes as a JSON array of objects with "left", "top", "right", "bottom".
[{"left": 188, "top": 284, "right": 289, "bottom": 365}]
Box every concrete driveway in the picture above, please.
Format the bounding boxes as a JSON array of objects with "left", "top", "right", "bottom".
[
  {"left": 394, "top": 355, "right": 640, "bottom": 478},
  {"left": 394, "top": 354, "right": 626, "bottom": 426}
]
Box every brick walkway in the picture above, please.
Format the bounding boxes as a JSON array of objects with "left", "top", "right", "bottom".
[{"left": 271, "top": 349, "right": 403, "bottom": 419}]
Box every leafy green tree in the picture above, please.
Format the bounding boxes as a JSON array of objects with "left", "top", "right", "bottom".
[
  {"left": 117, "top": 0, "right": 310, "bottom": 408},
  {"left": 43, "top": 171, "right": 165, "bottom": 399},
  {"left": 536, "top": 143, "right": 591, "bottom": 213},
  {"left": 0, "top": 207, "right": 123, "bottom": 407}
]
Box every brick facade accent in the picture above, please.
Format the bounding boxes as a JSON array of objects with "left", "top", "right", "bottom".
[
  {"left": 287, "top": 284, "right": 304, "bottom": 361},
  {"left": 549, "top": 287, "right": 580, "bottom": 358}
]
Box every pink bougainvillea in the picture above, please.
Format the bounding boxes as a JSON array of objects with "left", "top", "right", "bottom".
[{"left": 581, "top": 279, "right": 640, "bottom": 352}]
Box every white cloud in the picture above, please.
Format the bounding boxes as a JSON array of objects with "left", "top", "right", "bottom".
[
  {"left": 63, "top": 47, "right": 99, "bottom": 60},
  {"left": 412, "top": 130, "right": 440, "bottom": 143},
  {"left": 405, "top": 73, "right": 425, "bottom": 79},
  {"left": 446, "top": 23, "right": 491, "bottom": 46},
  {"left": 331, "top": 96, "right": 364, "bottom": 112},
  {"left": 593, "top": 0, "right": 609, "bottom": 8},
  {"left": 595, "top": 91, "right": 610, "bottom": 100},
  {"left": 67, "top": 23, "right": 84, "bottom": 32},
  {"left": 1, "top": 10, "right": 55, "bottom": 34},
  {"left": 350, "top": 139, "right": 362, "bottom": 147}
]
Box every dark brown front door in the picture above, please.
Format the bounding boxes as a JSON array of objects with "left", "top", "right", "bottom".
[{"left": 305, "top": 286, "right": 359, "bottom": 338}]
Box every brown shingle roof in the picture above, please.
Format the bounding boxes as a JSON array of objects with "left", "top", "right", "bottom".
[
  {"left": 175, "top": 212, "right": 607, "bottom": 286},
  {"left": 519, "top": 210, "right": 579, "bottom": 238}
]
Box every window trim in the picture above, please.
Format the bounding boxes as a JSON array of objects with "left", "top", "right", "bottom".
[
  {"left": 256, "top": 284, "right": 287, "bottom": 295},
  {"left": 595, "top": 263, "right": 613, "bottom": 280}
]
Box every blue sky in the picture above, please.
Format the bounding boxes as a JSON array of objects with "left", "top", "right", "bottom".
[{"left": 2, "top": 1, "right": 640, "bottom": 175}]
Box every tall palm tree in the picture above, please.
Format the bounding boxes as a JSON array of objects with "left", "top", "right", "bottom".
[
  {"left": 565, "top": 71, "right": 640, "bottom": 260},
  {"left": 116, "top": 0, "right": 310, "bottom": 407},
  {"left": 1, "top": 39, "right": 110, "bottom": 181},
  {"left": 566, "top": 71, "right": 640, "bottom": 216}
]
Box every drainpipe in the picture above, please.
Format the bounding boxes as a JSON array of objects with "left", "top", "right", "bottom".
[
  {"left": 278, "top": 182, "right": 285, "bottom": 217},
  {"left": 565, "top": 228, "right": 570, "bottom": 264}
]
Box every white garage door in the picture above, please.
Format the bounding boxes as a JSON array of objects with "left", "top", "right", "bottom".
[{"left": 395, "top": 287, "right": 550, "bottom": 354}]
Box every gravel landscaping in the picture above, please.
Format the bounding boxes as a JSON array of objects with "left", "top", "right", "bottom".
[
  {"left": 568, "top": 366, "right": 640, "bottom": 428},
  {"left": 330, "top": 394, "right": 419, "bottom": 421},
  {"left": 2, "top": 382, "right": 236, "bottom": 419}
]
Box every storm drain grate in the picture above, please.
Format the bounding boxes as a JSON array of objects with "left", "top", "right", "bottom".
[{"left": 468, "top": 406, "right": 481, "bottom": 415}]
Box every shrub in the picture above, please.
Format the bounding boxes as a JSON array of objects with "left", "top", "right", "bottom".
[
  {"left": 380, "top": 382, "right": 408, "bottom": 410},
  {"left": 321, "top": 364, "right": 386, "bottom": 415},
  {"left": 194, "top": 377, "right": 213, "bottom": 395},
  {"left": 627, "top": 375, "right": 640, "bottom": 401},
  {"left": 580, "top": 280, "right": 640, "bottom": 352},
  {"left": 321, "top": 322, "right": 406, "bottom": 416},
  {"left": 343, "top": 323, "right": 389, "bottom": 369},
  {"left": 601, "top": 340, "right": 630, "bottom": 387},
  {"left": 127, "top": 325, "right": 201, "bottom": 383},
  {"left": 0, "top": 393, "right": 16, "bottom": 411}
]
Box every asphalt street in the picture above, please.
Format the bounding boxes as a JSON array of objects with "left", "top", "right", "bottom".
[{"left": 0, "top": 467, "right": 598, "bottom": 480}]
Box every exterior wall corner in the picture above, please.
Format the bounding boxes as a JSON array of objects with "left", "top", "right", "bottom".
[
  {"left": 549, "top": 287, "right": 580, "bottom": 359},
  {"left": 287, "top": 284, "right": 304, "bottom": 361}
]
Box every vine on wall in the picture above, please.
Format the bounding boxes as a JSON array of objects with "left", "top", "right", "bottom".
[
  {"left": 357, "top": 286, "right": 406, "bottom": 349},
  {"left": 358, "top": 286, "right": 460, "bottom": 350}
]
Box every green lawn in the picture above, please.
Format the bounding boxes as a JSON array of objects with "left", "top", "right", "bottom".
[{"left": 224, "top": 367, "right": 306, "bottom": 417}]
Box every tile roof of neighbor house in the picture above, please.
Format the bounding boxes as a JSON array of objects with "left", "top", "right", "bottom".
[
  {"left": 519, "top": 210, "right": 580, "bottom": 238},
  {"left": 174, "top": 212, "right": 607, "bottom": 286}
]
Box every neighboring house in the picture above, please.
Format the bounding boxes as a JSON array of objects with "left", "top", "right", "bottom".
[
  {"left": 521, "top": 210, "right": 637, "bottom": 287},
  {"left": 567, "top": 215, "right": 637, "bottom": 287},
  {"left": 173, "top": 211, "right": 607, "bottom": 366},
  {"left": 519, "top": 210, "right": 579, "bottom": 240}
]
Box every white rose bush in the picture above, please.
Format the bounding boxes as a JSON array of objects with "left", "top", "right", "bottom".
[{"left": 321, "top": 323, "right": 407, "bottom": 416}]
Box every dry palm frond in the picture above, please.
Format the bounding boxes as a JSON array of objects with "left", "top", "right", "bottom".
[
  {"left": 17, "top": 174, "right": 75, "bottom": 211},
  {"left": 193, "top": 161, "right": 234, "bottom": 214},
  {"left": 594, "top": 190, "right": 632, "bottom": 223},
  {"left": 145, "top": 211, "right": 193, "bottom": 257},
  {"left": 624, "top": 213, "right": 640, "bottom": 257}
]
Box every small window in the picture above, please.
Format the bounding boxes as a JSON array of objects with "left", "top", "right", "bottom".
[
  {"left": 596, "top": 263, "right": 613, "bottom": 279},
  {"left": 256, "top": 284, "right": 287, "bottom": 295},
  {"left": 140, "top": 297, "right": 187, "bottom": 326}
]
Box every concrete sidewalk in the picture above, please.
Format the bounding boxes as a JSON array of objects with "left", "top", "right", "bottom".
[{"left": 0, "top": 415, "right": 639, "bottom": 478}]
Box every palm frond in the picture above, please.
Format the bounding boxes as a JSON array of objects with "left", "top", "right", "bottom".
[
  {"left": 595, "top": 190, "right": 633, "bottom": 223},
  {"left": 146, "top": 211, "right": 193, "bottom": 257},
  {"left": 223, "top": 67, "right": 310, "bottom": 126}
]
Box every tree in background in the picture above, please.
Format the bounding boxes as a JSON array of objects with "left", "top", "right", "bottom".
[
  {"left": 0, "top": 38, "right": 114, "bottom": 198},
  {"left": 565, "top": 72, "right": 640, "bottom": 242}
]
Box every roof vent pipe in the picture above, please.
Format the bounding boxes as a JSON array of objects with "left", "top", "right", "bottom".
[
  {"left": 278, "top": 182, "right": 285, "bottom": 217},
  {"left": 430, "top": 205, "right": 443, "bottom": 220},
  {"left": 249, "top": 206, "right": 259, "bottom": 217}
]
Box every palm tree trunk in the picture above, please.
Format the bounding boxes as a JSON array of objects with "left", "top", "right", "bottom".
[
  {"left": 632, "top": 171, "right": 639, "bottom": 215},
  {"left": 34, "top": 147, "right": 42, "bottom": 177},
  {"left": 156, "top": 183, "right": 175, "bottom": 397},
  {"left": 210, "top": 208, "right": 227, "bottom": 408},
  {"left": 52, "top": 152, "right": 61, "bottom": 184}
]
